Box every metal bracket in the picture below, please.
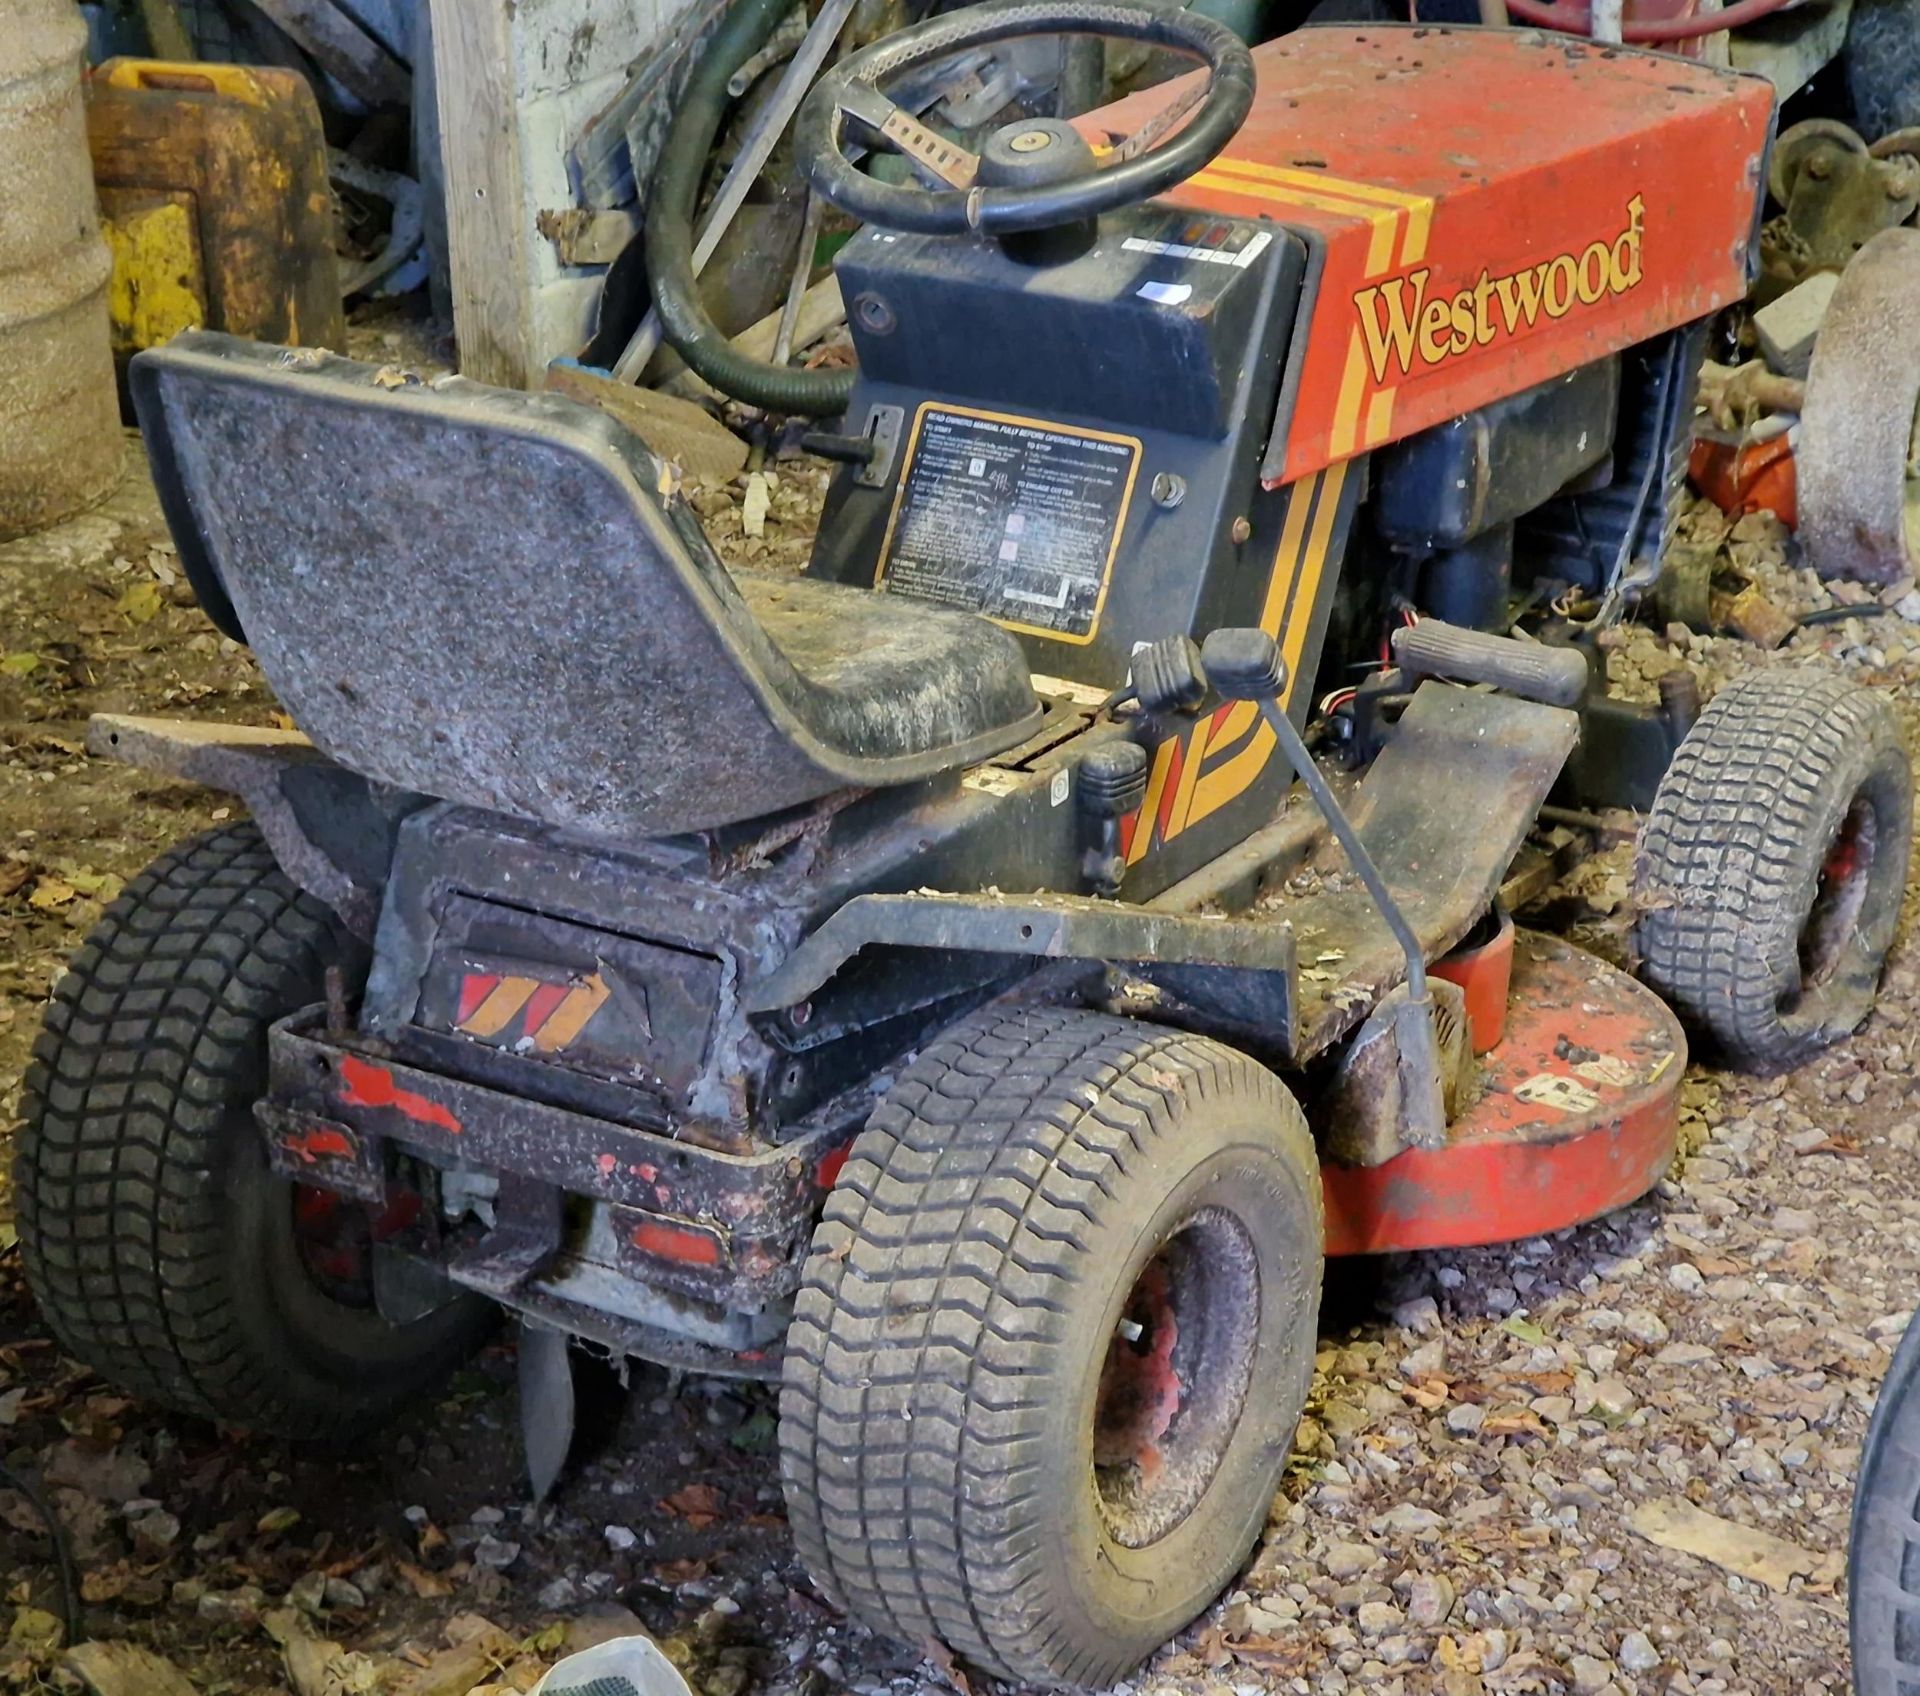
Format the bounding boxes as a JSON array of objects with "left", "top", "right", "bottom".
[
  {"left": 88, "top": 714, "right": 400, "bottom": 938},
  {"left": 745, "top": 888, "right": 1296, "bottom": 1035},
  {"left": 856, "top": 403, "right": 905, "bottom": 488},
  {"left": 446, "top": 1174, "right": 564, "bottom": 1299}
]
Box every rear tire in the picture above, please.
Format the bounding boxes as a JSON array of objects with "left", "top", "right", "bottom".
[
  {"left": 778, "top": 1007, "right": 1322, "bottom": 1688},
  {"left": 16, "top": 823, "right": 491, "bottom": 1440},
  {"left": 1851, "top": 1309, "right": 1920, "bottom": 1696},
  {"left": 1632, "top": 668, "right": 1911, "bottom": 1072}
]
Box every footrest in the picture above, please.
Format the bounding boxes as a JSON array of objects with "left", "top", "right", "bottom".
[
  {"left": 1392, "top": 619, "right": 1589, "bottom": 707},
  {"left": 1283, "top": 682, "right": 1578, "bottom": 1058}
]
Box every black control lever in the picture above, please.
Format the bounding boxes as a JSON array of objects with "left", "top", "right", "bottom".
[
  {"left": 1200, "top": 628, "right": 1447, "bottom": 1145},
  {"left": 799, "top": 430, "right": 878, "bottom": 466}
]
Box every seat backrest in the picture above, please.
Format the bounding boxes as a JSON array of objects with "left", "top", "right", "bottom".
[{"left": 132, "top": 334, "right": 1033, "bottom": 839}]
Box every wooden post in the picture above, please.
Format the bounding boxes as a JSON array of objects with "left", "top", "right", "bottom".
[{"left": 431, "top": 0, "right": 539, "bottom": 387}]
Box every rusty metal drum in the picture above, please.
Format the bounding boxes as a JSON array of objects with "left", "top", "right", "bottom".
[{"left": 0, "top": 0, "right": 121, "bottom": 540}]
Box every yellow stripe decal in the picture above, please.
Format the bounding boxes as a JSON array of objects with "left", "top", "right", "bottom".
[
  {"left": 1204, "top": 157, "right": 1432, "bottom": 210},
  {"left": 1330, "top": 334, "right": 1369, "bottom": 459},
  {"left": 531, "top": 973, "right": 612, "bottom": 1053},
  {"left": 1164, "top": 718, "right": 1213, "bottom": 840},
  {"left": 1190, "top": 172, "right": 1402, "bottom": 278},
  {"left": 1257, "top": 470, "right": 1320, "bottom": 635},
  {"left": 1364, "top": 387, "right": 1398, "bottom": 449},
  {"left": 1127, "top": 738, "right": 1180, "bottom": 866},
  {"left": 1199, "top": 159, "right": 1434, "bottom": 270},
  {"left": 1185, "top": 466, "right": 1347, "bottom": 828},
  {"left": 461, "top": 977, "right": 538, "bottom": 1039},
  {"left": 1283, "top": 459, "right": 1350, "bottom": 690}
]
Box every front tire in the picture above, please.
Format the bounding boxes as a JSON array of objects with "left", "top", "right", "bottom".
[
  {"left": 778, "top": 1007, "right": 1323, "bottom": 1688},
  {"left": 1632, "top": 668, "right": 1911, "bottom": 1072},
  {"left": 16, "top": 823, "right": 490, "bottom": 1440},
  {"left": 1851, "top": 1310, "right": 1920, "bottom": 1696}
]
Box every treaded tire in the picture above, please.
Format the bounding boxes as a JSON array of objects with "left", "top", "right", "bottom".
[
  {"left": 1846, "top": 0, "right": 1920, "bottom": 139},
  {"left": 1852, "top": 1309, "right": 1920, "bottom": 1696},
  {"left": 16, "top": 823, "right": 491, "bottom": 1439},
  {"left": 1632, "top": 668, "right": 1911, "bottom": 1073},
  {"left": 778, "top": 1007, "right": 1322, "bottom": 1689}
]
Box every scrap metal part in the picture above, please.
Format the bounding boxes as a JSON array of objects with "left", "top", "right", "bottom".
[{"left": 1799, "top": 225, "right": 1920, "bottom": 584}]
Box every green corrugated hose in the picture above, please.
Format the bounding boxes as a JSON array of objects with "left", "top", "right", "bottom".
[{"left": 644, "top": 0, "right": 857, "bottom": 417}]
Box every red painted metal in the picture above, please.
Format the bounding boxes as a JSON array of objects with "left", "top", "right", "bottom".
[
  {"left": 1323, "top": 930, "right": 1684, "bottom": 1255},
  {"left": 630, "top": 1218, "right": 724, "bottom": 1267},
  {"left": 1093, "top": 1259, "right": 1183, "bottom": 1478},
  {"left": 336, "top": 1052, "right": 464, "bottom": 1137},
  {"left": 1085, "top": 28, "right": 1773, "bottom": 484},
  {"left": 1431, "top": 907, "right": 1516, "bottom": 1054}
]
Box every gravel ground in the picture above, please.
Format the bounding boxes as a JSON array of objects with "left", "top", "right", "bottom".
[{"left": 0, "top": 378, "right": 1914, "bottom": 1696}]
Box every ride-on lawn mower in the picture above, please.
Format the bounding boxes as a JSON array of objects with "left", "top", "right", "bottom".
[{"left": 19, "top": 6, "right": 1916, "bottom": 1686}]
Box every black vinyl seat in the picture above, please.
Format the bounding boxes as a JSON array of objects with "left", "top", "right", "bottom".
[{"left": 132, "top": 333, "right": 1043, "bottom": 840}]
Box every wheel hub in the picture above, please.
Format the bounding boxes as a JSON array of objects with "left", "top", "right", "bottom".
[
  {"left": 291, "top": 1184, "right": 419, "bottom": 1308},
  {"left": 1802, "top": 795, "right": 1879, "bottom": 988},
  {"left": 1092, "top": 1208, "right": 1261, "bottom": 1549}
]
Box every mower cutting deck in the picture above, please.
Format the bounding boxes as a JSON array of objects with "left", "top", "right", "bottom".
[{"left": 16, "top": 7, "right": 1912, "bottom": 1689}]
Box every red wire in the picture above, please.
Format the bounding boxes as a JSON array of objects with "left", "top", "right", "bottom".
[{"left": 1501, "top": 0, "right": 1796, "bottom": 40}]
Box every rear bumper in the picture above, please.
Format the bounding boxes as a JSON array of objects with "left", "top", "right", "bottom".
[{"left": 260, "top": 1009, "right": 852, "bottom": 1312}]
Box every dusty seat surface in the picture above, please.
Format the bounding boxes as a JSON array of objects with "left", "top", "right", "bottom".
[{"left": 132, "top": 333, "right": 1042, "bottom": 839}]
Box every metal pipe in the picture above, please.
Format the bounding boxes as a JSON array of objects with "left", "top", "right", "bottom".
[
  {"left": 1502, "top": 0, "right": 1796, "bottom": 40},
  {"left": 772, "top": 189, "right": 826, "bottom": 368}
]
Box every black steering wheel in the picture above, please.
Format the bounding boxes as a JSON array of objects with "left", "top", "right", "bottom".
[{"left": 794, "top": 0, "right": 1257, "bottom": 238}]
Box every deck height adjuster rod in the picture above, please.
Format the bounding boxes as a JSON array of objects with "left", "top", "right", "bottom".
[{"left": 1197, "top": 627, "right": 1448, "bottom": 1145}]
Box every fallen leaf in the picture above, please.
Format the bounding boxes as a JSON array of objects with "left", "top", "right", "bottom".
[
  {"left": 1628, "top": 1497, "right": 1842, "bottom": 1590},
  {"left": 1480, "top": 1409, "right": 1550, "bottom": 1440},
  {"left": 1501, "top": 1316, "right": 1549, "bottom": 1346},
  {"left": 257, "top": 1504, "right": 302, "bottom": 1535},
  {"left": 730, "top": 1409, "right": 777, "bottom": 1454},
  {"left": 43, "top": 1440, "right": 150, "bottom": 1502},
  {"left": 0, "top": 651, "right": 38, "bottom": 677},
  {"left": 0, "top": 864, "right": 31, "bottom": 899},
  {"left": 64, "top": 1642, "right": 198, "bottom": 1696},
  {"left": 8, "top": 1607, "right": 62, "bottom": 1656},
  {"left": 395, "top": 1560, "right": 453, "bottom": 1599},
  {"left": 81, "top": 1565, "right": 131, "bottom": 1603},
  {"left": 0, "top": 1494, "right": 42, "bottom": 1536},
  {"left": 741, "top": 473, "right": 771, "bottom": 539},
  {"left": 922, "top": 1635, "right": 974, "bottom": 1695},
  {"left": 116, "top": 581, "right": 164, "bottom": 625},
  {"left": 28, "top": 878, "right": 75, "bottom": 911},
  {"left": 1795, "top": 1135, "right": 1862, "bottom": 1157},
  {"left": 660, "top": 1482, "right": 724, "bottom": 1527},
  {"left": 265, "top": 1607, "right": 372, "bottom": 1696}
]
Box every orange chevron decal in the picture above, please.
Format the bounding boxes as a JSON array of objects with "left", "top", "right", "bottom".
[{"left": 456, "top": 970, "right": 612, "bottom": 1052}]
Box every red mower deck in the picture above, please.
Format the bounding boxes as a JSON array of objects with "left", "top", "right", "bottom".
[{"left": 1324, "top": 931, "right": 1685, "bottom": 1255}]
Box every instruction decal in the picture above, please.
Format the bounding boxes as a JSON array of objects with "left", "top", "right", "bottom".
[{"left": 877, "top": 404, "right": 1141, "bottom": 643}]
